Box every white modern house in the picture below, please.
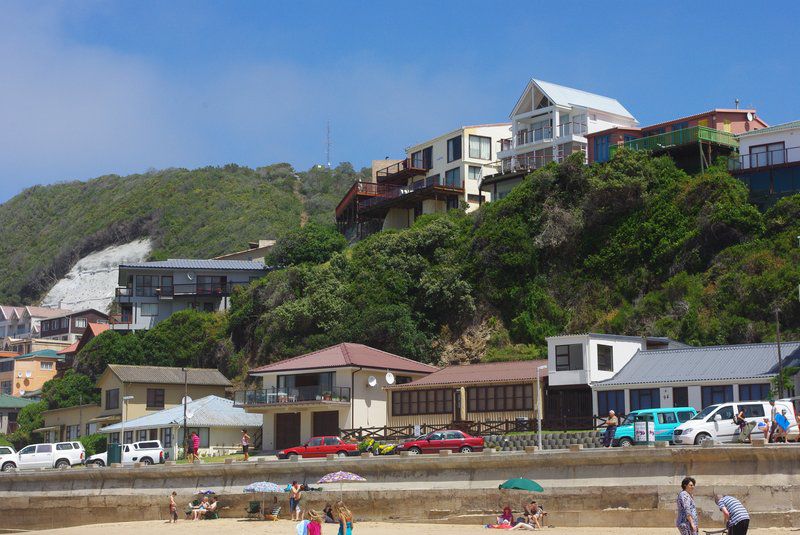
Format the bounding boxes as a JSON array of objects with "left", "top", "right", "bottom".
[
  {"left": 111, "top": 259, "right": 269, "bottom": 330},
  {"left": 481, "top": 79, "right": 638, "bottom": 200}
]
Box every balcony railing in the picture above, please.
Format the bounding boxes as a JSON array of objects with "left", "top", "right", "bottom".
[
  {"left": 115, "top": 282, "right": 249, "bottom": 301},
  {"left": 234, "top": 385, "right": 351, "bottom": 407},
  {"left": 728, "top": 146, "right": 800, "bottom": 172},
  {"left": 557, "top": 121, "right": 588, "bottom": 137},
  {"left": 375, "top": 158, "right": 429, "bottom": 183},
  {"left": 108, "top": 314, "right": 133, "bottom": 327},
  {"left": 516, "top": 126, "right": 553, "bottom": 146},
  {"left": 358, "top": 174, "right": 464, "bottom": 212},
  {"left": 498, "top": 153, "right": 559, "bottom": 174},
  {"left": 609, "top": 126, "right": 738, "bottom": 158},
  {"left": 335, "top": 181, "right": 383, "bottom": 218}
]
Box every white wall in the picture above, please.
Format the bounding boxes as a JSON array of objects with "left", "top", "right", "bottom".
[
  {"left": 547, "top": 335, "right": 645, "bottom": 387},
  {"left": 738, "top": 126, "right": 800, "bottom": 162}
]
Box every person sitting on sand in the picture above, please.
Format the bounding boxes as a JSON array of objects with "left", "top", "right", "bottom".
[
  {"left": 323, "top": 504, "right": 336, "bottom": 524},
  {"left": 191, "top": 496, "right": 209, "bottom": 521},
  {"left": 524, "top": 501, "right": 543, "bottom": 529},
  {"left": 497, "top": 505, "right": 514, "bottom": 525}
]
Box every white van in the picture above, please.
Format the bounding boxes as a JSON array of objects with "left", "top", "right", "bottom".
[{"left": 673, "top": 400, "right": 796, "bottom": 445}]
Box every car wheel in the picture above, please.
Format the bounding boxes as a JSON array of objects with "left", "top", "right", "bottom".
[
  {"left": 55, "top": 459, "right": 70, "bottom": 469},
  {"left": 140, "top": 457, "right": 153, "bottom": 465},
  {"left": 2, "top": 462, "right": 16, "bottom": 472},
  {"left": 459, "top": 446, "right": 473, "bottom": 453},
  {"left": 408, "top": 447, "right": 421, "bottom": 455},
  {"left": 336, "top": 451, "right": 348, "bottom": 458},
  {"left": 94, "top": 460, "right": 105, "bottom": 467},
  {"left": 618, "top": 437, "right": 633, "bottom": 447},
  {"left": 287, "top": 452, "right": 298, "bottom": 459},
  {"left": 694, "top": 433, "right": 712, "bottom": 446}
]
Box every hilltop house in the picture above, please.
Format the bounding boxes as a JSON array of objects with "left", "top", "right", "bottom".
[
  {"left": 0, "top": 393, "right": 35, "bottom": 434},
  {"left": 111, "top": 259, "right": 268, "bottom": 330},
  {"left": 236, "top": 343, "right": 437, "bottom": 450},
  {"left": 335, "top": 124, "right": 510, "bottom": 238},
  {"left": 480, "top": 79, "right": 638, "bottom": 201},
  {"left": 1, "top": 306, "right": 75, "bottom": 351}
]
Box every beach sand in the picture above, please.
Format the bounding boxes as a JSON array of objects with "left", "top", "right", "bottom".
[{"left": 24, "top": 518, "right": 798, "bottom": 535}]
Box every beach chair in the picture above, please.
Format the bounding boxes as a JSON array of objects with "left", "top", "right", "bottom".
[
  {"left": 185, "top": 499, "right": 200, "bottom": 519},
  {"left": 245, "top": 501, "right": 262, "bottom": 519},
  {"left": 264, "top": 504, "right": 281, "bottom": 521}
]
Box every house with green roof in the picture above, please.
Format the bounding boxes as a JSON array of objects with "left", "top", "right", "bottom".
[{"left": 0, "top": 393, "right": 35, "bottom": 434}]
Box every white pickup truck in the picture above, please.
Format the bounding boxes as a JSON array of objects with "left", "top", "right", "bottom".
[
  {"left": 0, "top": 445, "right": 17, "bottom": 472},
  {"left": 4, "top": 442, "right": 85, "bottom": 470},
  {"left": 87, "top": 440, "right": 165, "bottom": 466}
]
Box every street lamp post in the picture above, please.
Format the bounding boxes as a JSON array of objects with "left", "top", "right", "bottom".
[
  {"left": 775, "top": 307, "right": 784, "bottom": 398},
  {"left": 120, "top": 395, "right": 134, "bottom": 446},
  {"left": 182, "top": 368, "right": 188, "bottom": 460},
  {"left": 536, "top": 365, "right": 548, "bottom": 451}
]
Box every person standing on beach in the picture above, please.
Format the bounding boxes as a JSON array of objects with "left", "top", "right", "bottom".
[
  {"left": 191, "top": 432, "right": 200, "bottom": 461},
  {"left": 333, "top": 501, "right": 353, "bottom": 535},
  {"left": 602, "top": 410, "right": 618, "bottom": 447},
  {"left": 676, "top": 477, "right": 698, "bottom": 535},
  {"left": 306, "top": 510, "right": 324, "bottom": 535},
  {"left": 169, "top": 491, "right": 178, "bottom": 523},
  {"left": 290, "top": 481, "right": 303, "bottom": 521},
  {"left": 241, "top": 429, "right": 251, "bottom": 461},
  {"left": 715, "top": 494, "right": 749, "bottom": 535}
]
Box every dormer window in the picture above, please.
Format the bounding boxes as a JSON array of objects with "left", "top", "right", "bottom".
[
  {"left": 555, "top": 344, "right": 583, "bottom": 371},
  {"left": 597, "top": 344, "right": 613, "bottom": 372}
]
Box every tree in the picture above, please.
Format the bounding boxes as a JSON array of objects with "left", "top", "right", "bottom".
[
  {"left": 268, "top": 223, "right": 347, "bottom": 266},
  {"left": 41, "top": 370, "right": 100, "bottom": 409}
]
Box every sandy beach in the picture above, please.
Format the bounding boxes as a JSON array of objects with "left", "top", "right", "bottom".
[{"left": 23, "top": 518, "right": 799, "bottom": 535}]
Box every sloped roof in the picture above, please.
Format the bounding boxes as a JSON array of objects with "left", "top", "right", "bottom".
[
  {"left": 595, "top": 342, "right": 800, "bottom": 387},
  {"left": 389, "top": 360, "right": 548, "bottom": 389},
  {"left": 99, "top": 395, "right": 261, "bottom": 432},
  {"left": 0, "top": 306, "right": 24, "bottom": 320},
  {"left": 532, "top": 79, "right": 635, "bottom": 119},
  {"left": 106, "top": 364, "right": 231, "bottom": 386},
  {"left": 25, "top": 306, "right": 72, "bottom": 319},
  {"left": 16, "top": 349, "right": 63, "bottom": 361},
  {"left": 640, "top": 109, "right": 765, "bottom": 131},
  {"left": 737, "top": 119, "right": 800, "bottom": 137},
  {"left": 119, "top": 259, "right": 267, "bottom": 271},
  {"left": 250, "top": 343, "right": 439, "bottom": 375},
  {"left": 57, "top": 341, "right": 80, "bottom": 355},
  {"left": 0, "top": 393, "right": 36, "bottom": 409}
]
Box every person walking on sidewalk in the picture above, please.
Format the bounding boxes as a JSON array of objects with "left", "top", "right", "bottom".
[
  {"left": 602, "top": 410, "right": 619, "bottom": 447},
  {"left": 241, "top": 429, "right": 251, "bottom": 461},
  {"left": 715, "top": 494, "right": 750, "bottom": 535}
]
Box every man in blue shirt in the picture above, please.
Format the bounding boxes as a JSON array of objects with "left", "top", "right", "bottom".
[{"left": 714, "top": 494, "right": 750, "bottom": 534}]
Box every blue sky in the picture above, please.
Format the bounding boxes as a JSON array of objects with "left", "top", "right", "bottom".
[{"left": 1, "top": 0, "right": 799, "bottom": 201}]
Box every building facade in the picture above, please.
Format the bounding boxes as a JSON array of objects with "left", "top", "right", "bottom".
[
  {"left": 1, "top": 306, "right": 74, "bottom": 346},
  {"left": 0, "top": 393, "right": 34, "bottom": 434},
  {"left": 112, "top": 259, "right": 268, "bottom": 330},
  {"left": 214, "top": 240, "right": 276, "bottom": 263},
  {"left": 38, "top": 404, "right": 105, "bottom": 443},
  {"left": 0, "top": 349, "right": 63, "bottom": 397},
  {"left": 38, "top": 308, "right": 108, "bottom": 342},
  {"left": 481, "top": 79, "right": 637, "bottom": 201}
]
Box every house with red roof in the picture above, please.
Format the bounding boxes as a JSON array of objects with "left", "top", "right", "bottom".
[{"left": 236, "top": 343, "right": 437, "bottom": 450}]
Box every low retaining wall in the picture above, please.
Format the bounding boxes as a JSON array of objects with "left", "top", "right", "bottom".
[{"left": 2, "top": 444, "right": 799, "bottom": 530}]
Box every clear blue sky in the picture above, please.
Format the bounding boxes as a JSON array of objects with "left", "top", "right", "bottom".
[{"left": 1, "top": 0, "right": 798, "bottom": 201}]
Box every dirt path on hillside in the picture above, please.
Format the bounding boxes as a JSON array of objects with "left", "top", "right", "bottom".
[{"left": 293, "top": 179, "right": 308, "bottom": 227}]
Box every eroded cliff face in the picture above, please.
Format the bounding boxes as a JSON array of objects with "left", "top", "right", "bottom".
[{"left": 40, "top": 238, "right": 152, "bottom": 313}]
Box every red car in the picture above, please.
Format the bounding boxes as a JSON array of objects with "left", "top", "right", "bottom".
[
  {"left": 277, "top": 436, "right": 358, "bottom": 459},
  {"left": 397, "top": 429, "right": 484, "bottom": 454}
]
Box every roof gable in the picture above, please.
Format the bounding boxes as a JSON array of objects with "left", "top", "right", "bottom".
[
  {"left": 391, "top": 359, "right": 548, "bottom": 388},
  {"left": 99, "top": 395, "right": 262, "bottom": 431},
  {"left": 511, "top": 79, "right": 635, "bottom": 120},
  {"left": 105, "top": 364, "right": 231, "bottom": 386}
]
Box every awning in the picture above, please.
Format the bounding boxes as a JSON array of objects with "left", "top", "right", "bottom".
[
  {"left": 88, "top": 415, "right": 121, "bottom": 424},
  {"left": 32, "top": 425, "right": 59, "bottom": 433}
]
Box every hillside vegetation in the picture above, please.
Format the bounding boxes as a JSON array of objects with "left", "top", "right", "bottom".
[{"left": 0, "top": 162, "right": 366, "bottom": 303}]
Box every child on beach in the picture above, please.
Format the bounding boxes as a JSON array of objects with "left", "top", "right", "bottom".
[
  {"left": 307, "top": 510, "right": 324, "bottom": 535},
  {"left": 169, "top": 492, "right": 178, "bottom": 523}
]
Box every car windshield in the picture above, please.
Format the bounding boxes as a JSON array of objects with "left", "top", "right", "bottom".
[
  {"left": 692, "top": 405, "right": 719, "bottom": 421},
  {"left": 619, "top": 412, "right": 638, "bottom": 425}
]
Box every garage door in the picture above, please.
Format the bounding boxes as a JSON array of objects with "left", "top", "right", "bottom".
[
  {"left": 275, "top": 413, "right": 301, "bottom": 450},
  {"left": 312, "top": 411, "right": 340, "bottom": 437}
]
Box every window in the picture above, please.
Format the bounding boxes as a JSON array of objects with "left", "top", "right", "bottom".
[
  {"left": 137, "top": 430, "right": 147, "bottom": 442},
  {"left": 446, "top": 431, "right": 464, "bottom": 439},
  {"left": 395, "top": 376, "right": 413, "bottom": 385},
  {"left": 105, "top": 388, "right": 120, "bottom": 410},
  {"left": 162, "top": 427, "right": 172, "bottom": 449},
  {"left": 738, "top": 383, "right": 770, "bottom": 402},
  {"left": 74, "top": 318, "right": 87, "bottom": 329},
  {"left": 86, "top": 423, "right": 97, "bottom": 436},
  {"left": 392, "top": 389, "right": 452, "bottom": 416},
  {"left": 19, "top": 446, "right": 35, "bottom": 455},
  {"left": 147, "top": 388, "right": 165, "bottom": 409},
  {"left": 468, "top": 165, "right": 482, "bottom": 181},
  {"left": 109, "top": 433, "right": 120, "bottom": 444},
  {"left": 671, "top": 121, "right": 689, "bottom": 131},
  {"left": 714, "top": 405, "right": 735, "bottom": 420},
  {"left": 672, "top": 387, "right": 689, "bottom": 408},
  {"left": 135, "top": 275, "right": 159, "bottom": 297},
  {"left": 0, "top": 361, "right": 13, "bottom": 372},
  {"left": 124, "top": 431, "right": 133, "bottom": 444},
  {"left": 445, "top": 167, "right": 461, "bottom": 187},
  {"left": 677, "top": 411, "right": 695, "bottom": 422},
  {"left": 657, "top": 412, "right": 677, "bottom": 424},
  {"left": 597, "top": 345, "right": 613, "bottom": 372},
  {"left": 324, "top": 437, "right": 339, "bottom": 446},
  {"left": 467, "top": 384, "right": 533, "bottom": 412},
  {"left": 739, "top": 403, "right": 765, "bottom": 418},
  {"left": 0, "top": 447, "right": 12, "bottom": 455},
  {"left": 36, "top": 444, "right": 53, "bottom": 453},
  {"left": 468, "top": 135, "right": 491, "bottom": 160},
  {"left": 629, "top": 388, "right": 660, "bottom": 411},
  {"left": 61, "top": 318, "right": 69, "bottom": 329},
  {"left": 623, "top": 134, "right": 637, "bottom": 142},
  {"left": 467, "top": 194, "right": 485, "bottom": 203},
  {"left": 597, "top": 390, "right": 625, "bottom": 416},
  {"left": 555, "top": 344, "right": 583, "bottom": 371},
  {"left": 447, "top": 135, "right": 462, "bottom": 162},
  {"left": 0, "top": 381, "right": 11, "bottom": 395},
  {"left": 140, "top": 303, "right": 158, "bottom": 317},
  {"left": 160, "top": 276, "right": 174, "bottom": 296},
  {"left": 750, "top": 142, "right": 786, "bottom": 168},
  {"left": 702, "top": 385, "right": 733, "bottom": 408},
  {"left": 411, "top": 147, "right": 433, "bottom": 170},
  {"left": 593, "top": 135, "right": 610, "bottom": 163},
  {"left": 308, "top": 437, "right": 323, "bottom": 446},
  {"left": 41, "top": 361, "right": 54, "bottom": 371},
  {"left": 197, "top": 275, "right": 226, "bottom": 295},
  {"left": 136, "top": 441, "right": 160, "bottom": 449}
]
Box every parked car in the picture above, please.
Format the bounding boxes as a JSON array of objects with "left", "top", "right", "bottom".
[
  {"left": 397, "top": 430, "right": 484, "bottom": 454},
  {"left": 613, "top": 407, "right": 698, "bottom": 446},
  {"left": 87, "top": 440, "right": 165, "bottom": 466},
  {"left": 278, "top": 436, "right": 358, "bottom": 459},
  {"left": 673, "top": 400, "right": 797, "bottom": 445},
  {"left": 7, "top": 442, "right": 85, "bottom": 470},
  {"left": 0, "top": 445, "right": 17, "bottom": 472}
]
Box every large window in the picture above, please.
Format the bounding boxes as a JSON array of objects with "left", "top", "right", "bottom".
[
  {"left": 140, "top": 303, "right": 159, "bottom": 317},
  {"left": 467, "top": 384, "right": 533, "bottom": 412},
  {"left": 468, "top": 166, "right": 482, "bottom": 181},
  {"left": 105, "top": 388, "right": 120, "bottom": 410},
  {"left": 593, "top": 135, "right": 610, "bottom": 163},
  {"left": 629, "top": 388, "right": 660, "bottom": 411},
  {"left": 0, "top": 361, "right": 12, "bottom": 373},
  {"left": 74, "top": 317, "right": 87, "bottom": 329},
  {"left": 555, "top": 344, "right": 583, "bottom": 371},
  {"left": 392, "top": 389, "right": 452, "bottom": 416},
  {"left": 597, "top": 345, "right": 613, "bottom": 372},
  {"left": 468, "top": 135, "right": 491, "bottom": 160},
  {"left": 0, "top": 381, "right": 11, "bottom": 395},
  {"left": 445, "top": 167, "right": 461, "bottom": 187},
  {"left": 738, "top": 383, "right": 770, "bottom": 402},
  {"left": 750, "top": 142, "right": 785, "bottom": 168},
  {"left": 447, "top": 135, "right": 462, "bottom": 162},
  {"left": 40, "top": 361, "right": 54, "bottom": 370},
  {"left": 672, "top": 387, "right": 689, "bottom": 408},
  {"left": 135, "top": 275, "right": 159, "bottom": 297},
  {"left": 596, "top": 390, "right": 625, "bottom": 417},
  {"left": 701, "top": 385, "right": 733, "bottom": 408},
  {"left": 411, "top": 147, "right": 433, "bottom": 170},
  {"left": 147, "top": 388, "right": 165, "bottom": 409}
]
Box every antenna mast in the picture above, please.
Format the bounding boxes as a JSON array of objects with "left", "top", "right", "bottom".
[{"left": 326, "top": 121, "right": 332, "bottom": 169}]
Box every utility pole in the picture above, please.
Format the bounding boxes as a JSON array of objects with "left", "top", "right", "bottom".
[{"left": 776, "top": 306, "right": 784, "bottom": 398}]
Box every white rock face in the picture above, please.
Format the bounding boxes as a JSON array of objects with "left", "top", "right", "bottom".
[{"left": 40, "top": 239, "right": 153, "bottom": 313}]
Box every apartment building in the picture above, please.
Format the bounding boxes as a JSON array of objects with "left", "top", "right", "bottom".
[
  {"left": 480, "top": 79, "right": 637, "bottom": 201},
  {"left": 111, "top": 259, "right": 268, "bottom": 330},
  {"left": 335, "top": 124, "right": 510, "bottom": 237},
  {"left": 1, "top": 305, "right": 73, "bottom": 343},
  {"left": 38, "top": 308, "right": 108, "bottom": 342}
]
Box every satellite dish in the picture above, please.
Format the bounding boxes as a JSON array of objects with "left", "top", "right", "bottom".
[
  {"left": 181, "top": 396, "right": 193, "bottom": 405},
  {"left": 186, "top": 272, "right": 195, "bottom": 281},
  {"left": 385, "top": 372, "right": 395, "bottom": 385},
  {"left": 17, "top": 372, "right": 22, "bottom": 378},
  {"left": 185, "top": 408, "right": 195, "bottom": 419},
  {"left": 19, "top": 389, "right": 25, "bottom": 395},
  {"left": 746, "top": 112, "right": 754, "bottom": 121},
  {"left": 25, "top": 371, "right": 32, "bottom": 378},
  {"left": 367, "top": 376, "right": 378, "bottom": 388}
]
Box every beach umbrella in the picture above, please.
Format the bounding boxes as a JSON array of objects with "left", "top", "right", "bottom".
[
  {"left": 499, "top": 478, "right": 544, "bottom": 492},
  {"left": 318, "top": 471, "right": 366, "bottom": 496},
  {"left": 243, "top": 481, "right": 283, "bottom": 493}
]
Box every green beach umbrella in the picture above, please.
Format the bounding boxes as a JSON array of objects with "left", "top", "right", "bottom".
[{"left": 499, "top": 478, "right": 544, "bottom": 492}]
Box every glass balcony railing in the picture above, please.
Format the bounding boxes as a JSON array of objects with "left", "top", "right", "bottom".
[
  {"left": 728, "top": 146, "right": 799, "bottom": 172},
  {"left": 234, "top": 385, "right": 351, "bottom": 406}
]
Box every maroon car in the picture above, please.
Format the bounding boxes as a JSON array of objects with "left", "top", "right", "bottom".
[
  {"left": 397, "top": 430, "right": 484, "bottom": 454},
  {"left": 278, "top": 436, "right": 358, "bottom": 459}
]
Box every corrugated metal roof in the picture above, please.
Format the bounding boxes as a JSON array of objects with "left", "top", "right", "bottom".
[
  {"left": 107, "top": 364, "right": 231, "bottom": 386},
  {"left": 389, "top": 360, "right": 548, "bottom": 389},
  {"left": 25, "top": 306, "right": 73, "bottom": 318},
  {"left": 250, "top": 343, "right": 439, "bottom": 375},
  {"left": 99, "top": 395, "right": 261, "bottom": 431},
  {"left": 119, "top": 259, "right": 267, "bottom": 271},
  {"left": 0, "top": 393, "right": 36, "bottom": 409},
  {"left": 16, "top": 349, "right": 63, "bottom": 361},
  {"left": 595, "top": 342, "right": 800, "bottom": 387},
  {"left": 533, "top": 79, "right": 635, "bottom": 119},
  {"left": 737, "top": 120, "right": 800, "bottom": 137}
]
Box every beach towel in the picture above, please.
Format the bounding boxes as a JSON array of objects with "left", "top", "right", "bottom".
[
  {"left": 776, "top": 413, "right": 790, "bottom": 431},
  {"left": 296, "top": 519, "right": 310, "bottom": 535}
]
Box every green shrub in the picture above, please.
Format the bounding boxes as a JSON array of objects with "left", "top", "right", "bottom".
[{"left": 79, "top": 433, "right": 107, "bottom": 456}]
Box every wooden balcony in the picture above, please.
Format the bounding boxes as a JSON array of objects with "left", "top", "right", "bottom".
[
  {"left": 358, "top": 175, "right": 464, "bottom": 217},
  {"left": 610, "top": 126, "right": 738, "bottom": 158},
  {"left": 335, "top": 181, "right": 383, "bottom": 219},
  {"left": 728, "top": 146, "right": 800, "bottom": 174},
  {"left": 375, "top": 158, "right": 429, "bottom": 185}
]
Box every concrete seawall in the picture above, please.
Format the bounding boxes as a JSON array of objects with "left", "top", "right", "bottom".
[{"left": 3, "top": 445, "right": 800, "bottom": 530}]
